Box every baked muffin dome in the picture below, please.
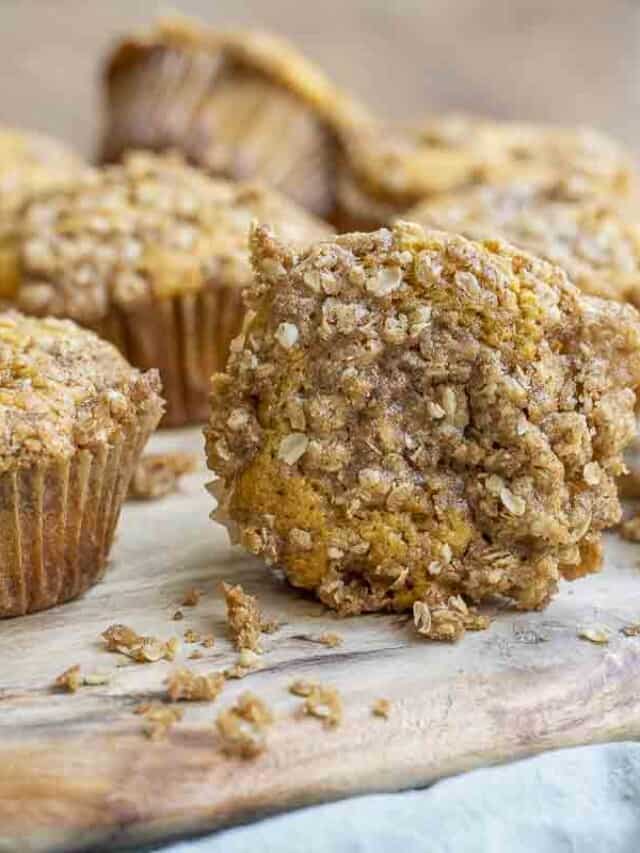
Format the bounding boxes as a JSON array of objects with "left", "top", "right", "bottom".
[
  {"left": 101, "top": 17, "right": 370, "bottom": 220},
  {"left": 3, "top": 151, "right": 330, "bottom": 425},
  {"left": 0, "top": 310, "right": 163, "bottom": 616},
  {"left": 206, "top": 222, "right": 640, "bottom": 637}
]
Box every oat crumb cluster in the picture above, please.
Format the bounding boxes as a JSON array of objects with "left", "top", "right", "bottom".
[{"left": 206, "top": 221, "right": 640, "bottom": 629}]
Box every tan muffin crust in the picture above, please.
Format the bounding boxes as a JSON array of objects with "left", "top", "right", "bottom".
[
  {"left": 406, "top": 188, "right": 640, "bottom": 303},
  {"left": 0, "top": 310, "right": 162, "bottom": 471},
  {"left": 206, "top": 222, "right": 640, "bottom": 619},
  {"left": 337, "top": 116, "right": 636, "bottom": 228},
  {"left": 6, "top": 151, "right": 329, "bottom": 325}
]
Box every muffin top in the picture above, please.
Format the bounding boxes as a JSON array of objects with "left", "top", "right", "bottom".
[
  {"left": 106, "top": 17, "right": 370, "bottom": 136},
  {"left": 0, "top": 129, "right": 85, "bottom": 215},
  {"left": 337, "top": 115, "right": 636, "bottom": 223},
  {"left": 206, "top": 221, "right": 640, "bottom": 621},
  {"left": 407, "top": 187, "right": 640, "bottom": 302},
  {"left": 0, "top": 311, "right": 162, "bottom": 470},
  {"left": 6, "top": 151, "right": 330, "bottom": 324}
]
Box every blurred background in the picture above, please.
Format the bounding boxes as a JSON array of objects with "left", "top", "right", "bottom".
[{"left": 1, "top": 0, "right": 638, "bottom": 156}]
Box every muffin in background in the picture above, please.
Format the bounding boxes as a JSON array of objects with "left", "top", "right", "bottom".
[
  {"left": 0, "top": 311, "right": 163, "bottom": 618},
  {"left": 336, "top": 115, "right": 637, "bottom": 230},
  {"left": 405, "top": 186, "right": 640, "bottom": 304},
  {"left": 100, "top": 17, "right": 370, "bottom": 220},
  {"left": 0, "top": 128, "right": 87, "bottom": 300},
  {"left": 1, "top": 151, "right": 330, "bottom": 426}
]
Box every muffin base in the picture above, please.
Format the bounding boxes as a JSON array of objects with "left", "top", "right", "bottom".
[
  {"left": 0, "top": 409, "right": 160, "bottom": 618},
  {"left": 98, "top": 284, "right": 244, "bottom": 427}
]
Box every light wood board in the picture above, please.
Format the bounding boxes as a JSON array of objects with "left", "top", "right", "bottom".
[{"left": 2, "top": 427, "right": 640, "bottom": 853}]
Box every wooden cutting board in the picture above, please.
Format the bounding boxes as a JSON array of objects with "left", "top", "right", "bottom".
[{"left": 2, "top": 427, "right": 640, "bottom": 853}]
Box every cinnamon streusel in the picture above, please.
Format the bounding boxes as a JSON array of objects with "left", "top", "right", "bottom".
[
  {"left": 205, "top": 222, "right": 640, "bottom": 636},
  {"left": 0, "top": 311, "right": 162, "bottom": 617},
  {"left": 3, "top": 151, "right": 329, "bottom": 425}
]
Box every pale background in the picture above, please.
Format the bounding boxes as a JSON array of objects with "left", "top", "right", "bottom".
[{"left": 1, "top": 0, "right": 639, "bottom": 159}]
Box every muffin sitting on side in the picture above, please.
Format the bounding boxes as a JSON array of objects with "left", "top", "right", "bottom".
[
  {"left": 101, "top": 17, "right": 369, "bottom": 220},
  {"left": 206, "top": 222, "right": 640, "bottom": 639},
  {"left": 2, "top": 151, "right": 329, "bottom": 426},
  {"left": 0, "top": 311, "right": 162, "bottom": 617}
]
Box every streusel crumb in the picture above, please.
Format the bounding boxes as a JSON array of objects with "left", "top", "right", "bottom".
[
  {"left": 135, "top": 703, "right": 184, "bottom": 740},
  {"left": 166, "top": 668, "right": 225, "bottom": 702},
  {"left": 302, "top": 684, "right": 342, "bottom": 728},
  {"left": 206, "top": 222, "right": 640, "bottom": 629},
  {"left": 129, "top": 452, "right": 197, "bottom": 500},
  {"left": 372, "top": 698, "right": 391, "bottom": 719},
  {"left": 102, "top": 624, "right": 179, "bottom": 662},
  {"left": 216, "top": 691, "right": 274, "bottom": 758},
  {"left": 222, "top": 582, "right": 273, "bottom": 652}
]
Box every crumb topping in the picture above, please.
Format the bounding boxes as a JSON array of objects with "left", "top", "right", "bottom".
[
  {"left": 206, "top": 222, "right": 640, "bottom": 623},
  {"left": 7, "top": 151, "right": 329, "bottom": 323},
  {"left": 222, "top": 581, "right": 274, "bottom": 652},
  {"left": 301, "top": 684, "right": 342, "bottom": 727},
  {"left": 0, "top": 310, "right": 162, "bottom": 470},
  {"left": 215, "top": 691, "right": 274, "bottom": 758},
  {"left": 372, "top": 698, "right": 390, "bottom": 718},
  {"left": 135, "top": 702, "right": 183, "bottom": 739},
  {"left": 129, "top": 452, "right": 197, "bottom": 500},
  {"left": 408, "top": 188, "right": 640, "bottom": 303}
]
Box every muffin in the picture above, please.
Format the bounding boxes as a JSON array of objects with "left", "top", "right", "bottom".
[
  {"left": 336, "top": 115, "right": 636, "bottom": 230},
  {"left": 406, "top": 187, "right": 640, "bottom": 303},
  {"left": 0, "top": 311, "right": 162, "bottom": 617},
  {"left": 205, "top": 222, "right": 640, "bottom": 636},
  {"left": 3, "top": 151, "right": 330, "bottom": 426},
  {"left": 0, "top": 128, "right": 86, "bottom": 299},
  {"left": 100, "top": 17, "right": 370, "bottom": 220}
]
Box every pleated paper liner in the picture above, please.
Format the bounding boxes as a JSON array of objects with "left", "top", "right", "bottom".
[
  {"left": 0, "top": 408, "right": 159, "bottom": 618},
  {"left": 102, "top": 46, "right": 337, "bottom": 219},
  {"left": 98, "top": 282, "right": 245, "bottom": 428}
]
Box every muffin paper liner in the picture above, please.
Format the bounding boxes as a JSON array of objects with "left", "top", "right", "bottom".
[
  {"left": 0, "top": 407, "right": 159, "bottom": 618},
  {"left": 98, "top": 284, "right": 245, "bottom": 427}
]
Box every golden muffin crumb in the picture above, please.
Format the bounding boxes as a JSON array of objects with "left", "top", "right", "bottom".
[
  {"left": 372, "top": 698, "right": 391, "bottom": 719},
  {"left": 54, "top": 665, "right": 82, "bottom": 693},
  {"left": 302, "top": 684, "right": 342, "bottom": 728},
  {"left": 135, "top": 703, "right": 184, "bottom": 740},
  {"left": 222, "top": 582, "right": 273, "bottom": 652},
  {"left": 206, "top": 222, "right": 640, "bottom": 630},
  {"left": 129, "top": 452, "right": 197, "bottom": 500},
  {"left": 182, "top": 587, "right": 203, "bottom": 607},
  {"left": 215, "top": 691, "right": 274, "bottom": 758}
]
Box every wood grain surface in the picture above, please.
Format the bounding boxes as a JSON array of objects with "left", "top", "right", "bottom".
[
  {"left": 2, "top": 428, "right": 640, "bottom": 853},
  {"left": 0, "top": 0, "right": 638, "bottom": 158}
]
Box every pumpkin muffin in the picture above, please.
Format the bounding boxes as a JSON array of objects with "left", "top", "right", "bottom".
[
  {"left": 0, "top": 129, "right": 86, "bottom": 300},
  {"left": 406, "top": 187, "right": 640, "bottom": 303},
  {"left": 0, "top": 311, "right": 162, "bottom": 617},
  {"left": 336, "top": 116, "right": 636, "bottom": 230},
  {"left": 100, "top": 17, "right": 370, "bottom": 220},
  {"left": 4, "top": 151, "right": 330, "bottom": 426},
  {"left": 205, "top": 222, "right": 640, "bottom": 638}
]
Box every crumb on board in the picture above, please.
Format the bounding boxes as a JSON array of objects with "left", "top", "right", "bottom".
[
  {"left": 215, "top": 692, "right": 274, "bottom": 758},
  {"left": 201, "top": 635, "right": 215, "bottom": 648},
  {"left": 622, "top": 624, "right": 640, "bottom": 637},
  {"left": 288, "top": 679, "right": 318, "bottom": 697},
  {"left": 372, "top": 698, "right": 391, "bottom": 719},
  {"left": 172, "top": 610, "right": 184, "bottom": 621},
  {"left": 222, "top": 582, "right": 278, "bottom": 652},
  {"left": 189, "top": 650, "right": 204, "bottom": 660},
  {"left": 128, "top": 452, "right": 198, "bottom": 500},
  {"left": 182, "top": 587, "right": 203, "bottom": 607},
  {"left": 102, "top": 624, "right": 180, "bottom": 663},
  {"left": 54, "top": 665, "right": 110, "bottom": 692},
  {"left": 302, "top": 684, "right": 342, "bottom": 728},
  {"left": 578, "top": 626, "right": 610, "bottom": 644},
  {"left": 619, "top": 514, "right": 640, "bottom": 542},
  {"left": 413, "top": 598, "right": 489, "bottom": 642},
  {"left": 295, "top": 632, "right": 343, "bottom": 647},
  {"left": 166, "top": 668, "right": 225, "bottom": 702},
  {"left": 224, "top": 648, "right": 262, "bottom": 679},
  {"left": 184, "top": 629, "right": 202, "bottom": 644},
  {"left": 134, "top": 702, "right": 184, "bottom": 740}
]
